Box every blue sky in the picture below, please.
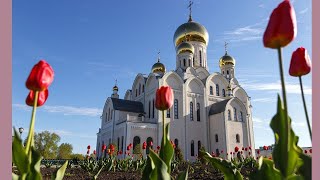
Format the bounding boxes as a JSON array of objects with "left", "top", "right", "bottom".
[{"left": 12, "top": 0, "right": 312, "bottom": 154}]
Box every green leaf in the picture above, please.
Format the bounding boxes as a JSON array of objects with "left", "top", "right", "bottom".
[
  {"left": 93, "top": 164, "right": 105, "bottom": 180},
  {"left": 12, "top": 130, "right": 30, "bottom": 174},
  {"left": 12, "top": 173, "right": 19, "bottom": 180},
  {"left": 201, "top": 151, "right": 243, "bottom": 180},
  {"left": 141, "top": 156, "right": 153, "bottom": 180},
  {"left": 270, "top": 95, "right": 302, "bottom": 177},
  {"left": 177, "top": 169, "right": 188, "bottom": 180},
  {"left": 51, "top": 160, "right": 68, "bottom": 180},
  {"left": 149, "top": 150, "right": 171, "bottom": 180},
  {"left": 250, "top": 157, "right": 282, "bottom": 180},
  {"left": 159, "top": 123, "right": 174, "bottom": 174},
  {"left": 26, "top": 147, "right": 42, "bottom": 180},
  {"left": 297, "top": 152, "right": 311, "bottom": 180}
]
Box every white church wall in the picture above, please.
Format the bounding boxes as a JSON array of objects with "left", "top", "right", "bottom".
[{"left": 209, "top": 113, "right": 227, "bottom": 158}]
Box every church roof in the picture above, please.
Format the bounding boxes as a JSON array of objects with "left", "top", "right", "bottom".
[
  {"left": 209, "top": 99, "right": 232, "bottom": 115},
  {"left": 111, "top": 98, "right": 144, "bottom": 114}
]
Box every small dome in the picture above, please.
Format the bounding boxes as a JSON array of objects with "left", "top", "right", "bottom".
[
  {"left": 113, "top": 85, "right": 118, "bottom": 91},
  {"left": 173, "top": 21, "right": 209, "bottom": 47},
  {"left": 176, "top": 41, "right": 194, "bottom": 55},
  {"left": 152, "top": 60, "right": 166, "bottom": 73},
  {"left": 219, "top": 53, "right": 236, "bottom": 67}
]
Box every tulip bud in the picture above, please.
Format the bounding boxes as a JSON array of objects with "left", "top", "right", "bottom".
[
  {"left": 102, "top": 144, "right": 107, "bottom": 151},
  {"left": 309, "top": 149, "right": 312, "bottom": 153},
  {"left": 127, "top": 146, "right": 130, "bottom": 151},
  {"left": 245, "top": 148, "right": 248, "bottom": 151},
  {"left": 26, "top": 60, "right": 54, "bottom": 91},
  {"left": 157, "top": 146, "right": 160, "bottom": 150},
  {"left": 304, "top": 150, "right": 308, "bottom": 154},
  {"left": 149, "top": 141, "right": 153, "bottom": 147},
  {"left": 142, "top": 142, "right": 147, "bottom": 150},
  {"left": 87, "top": 145, "right": 91, "bottom": 150},
  {"left": 87, "top": 150, "right": 90, "bottom": 155},
  {"left": 234, "top": 146, "right": 239, "bottom": 152},
  {"left": 155, "top": 86, "right": 174, "bottom": 110},
  {"left": 26, "top": 89, "right": 49, "bottom": 107},
  {"left": 289, "top": 47, "right": 311, "bottom": 77},
  {"left": 93, "top": 150, "right": 96, "bottom": 155},
  {"left": 263, "top": 0, "right": 297, "bottom": 48},
  {"left": 257, "top": 150, "right": 260, "bottom": 155}
]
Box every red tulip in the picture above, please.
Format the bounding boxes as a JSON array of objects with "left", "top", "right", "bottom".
[
  {"left": 249, "top": 152, "right": 251, "bottom": 155},
  {"left": 26, "top": 89, "right": 49, "bottom": 107},
  {"left": 257, "top": 150, "right": 260, "bottom": 155},
  {"left": 87, "top": 150, "right": 90, "bottom": 155},
  {"left": 242, "top": 147, "right": 244, "bottom": 151},
  {"left": 129, "top": 143, "right": 132, "bottom": 147},
  {"left": 234, "top": 146, "right": 239, "bottom": 152},
  {"left": 142, "top": 142, "right": 147, "bottom": 149},
  {"left": 241, "top": 151, "right": 243, "bottom": 154},
  {"left": 245, "top": 148, "right": 248, "bottom": 151},
  {"left": 230, "top": 152, "right": 232, "bottom": 155},
  {"left": 157, "top": 146, "right": 160, "bottom": 150},
  {"left": 93, "top": 150, "right": 96, "bottom": 155},
  {"left": 155, "top": 86, "right": 174, "bottom": 110},
  {"left": 289, "top": 47, "right": 311, "bottom": 77},
  {"left": 107, "top": 149, "right": 111, "bottom": 155},
  {"left": 149, "top": 141, "right": 153, "bottom": 147},
  {"left": 221, "top": 150, "right": 224, "bottom": 153},
  {"left": 309, "top": 149, "right": 312, "bottom": 153},
  {"left": 249, "top": 146, "right": 252, "bottom": 150},
  {"left": 263, "top": 146, "right": 268, "bottom": 150},
  {"left": 128, "top": 153, "right": 130, "bottom": 156},
  {"left": 110, "top": 144, "right": 115, "bottom": 152},
  {"left": 87, "top": 145, "right": 91, "bottom": 150},
  {"left": 263, "top": 0, "right": 297, "bottom": 49},
  {"left": 102, "top": 144, "right": 107, "bottom": 151},
  {"left": 304, "top": 150, "right": 307, "bottom": 154},
  {"left": 26, "top": 60, "right": 54, "bottom": 91}
]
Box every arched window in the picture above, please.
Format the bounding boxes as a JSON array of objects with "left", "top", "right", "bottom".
[
  {"left": 142, "top": 85, "right": 145, "bottom": 93},
  {"left": 240, "top": 111, "right": 243, "bottom": 122},
  {"left": 117, "top": 137, "right": 120, "bottom": 150},
  {"left": 146, "top": 137, "right": 153, "bottom": 154},
  {"left": 215, "top": 134, "right": 219, "bottom": 142},
  {"left": 198, "top": 141, "right": 201, "bottom": 154},
  {"left": 228, "top": 110, "right": 231, "bottom": 120},
  {"left": 191, "top": 140, "right": 195, "bottom": 156},
  {"left": 136, "top": 89, "right": 138, "bottom": 97},
  {"left": 234, "top": 107, "right": 237, "bottom": 121},
  {"left": 193, "top": 58, "right": 195, "bottom": 66},
  {"left": 121, "top": 136, "right": 124, "bottom": 152},
  {"left": 216, "top": 84, "right": 220, "bottom": 96},
  {"left": 148, "top": 101, "right": 151, "bottom": 118},
  {"left": 199, "top": 50, "right": 202, "bottom": 66},
  {"left": 190, "top": 102, "right": 193, "bottom": 121},
  {"left": 152, "top": 99, "right": 155, "bottom": 118},
  {"left": 110, "top": 110, "right": 113, "bottom": 119},
  {"left": 108, "top": 108, "right": 110, "bottom": 121},
  {"left": 189, "top": 59, "right": 191, "bottom": 66},
  {"left": 167, "top": 108, "right": 170, "bottom": 118},
  {"left": 105, "top": 112, "right": 108, "bottom": 122},
  {"left": 174, "top": 139, "right": 179, "bottom": 148},
  {"left": 210, "top": 86, "right": 213, "bottom": 95},
  {"left": 222, "top": 89, "right": 226, "bottom": 97},
  {"left": 174, "top": 99, "right": 178, "bottom": 119},
  {"left": 227, "top": 70, "right": 229, "bottom": 74},
  {"left": 133, "top": 136, "right": 140, "bottom": 153},
  {"left": 197, "top": 103, "right": 200, "bottom": 121},
  {"left": 139, "top": 84, "right": 141, "bottom": 95},
  {"left": 183, "top": 59, "right": 186, "bottom": 67},
  {"left": 236, "top": 134, "right": 240, "bottom": 143}
]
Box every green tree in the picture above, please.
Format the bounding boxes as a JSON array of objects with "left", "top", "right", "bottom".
[
  {"left": 133, "top": 143, "right": 142, "bottom": 154},
  {"left": 57, "top": 143, "right": 73, "bottom": 159},
  {"left": 70, "top": 153, "right": 85, "bottom": 160},
  {"left": 32, "top": 131, "right": 60, "bottom": 159}
]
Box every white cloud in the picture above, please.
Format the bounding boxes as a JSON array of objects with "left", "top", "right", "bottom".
[
  {"left": 258, "top": 4, "right": 265, "bottom": 8},
  {"left": 251, "top": 98, "right": 275, "bottom": 103},
  {"left": 299, "top": 8, "right": 308, "bottom": 14},
  {"left": 13, "top": 103, "right": 102, "bottom": 117}
]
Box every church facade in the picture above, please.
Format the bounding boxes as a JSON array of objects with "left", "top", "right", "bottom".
[{"left": 96, "top": 14, "right": 255, "bottom": 160}]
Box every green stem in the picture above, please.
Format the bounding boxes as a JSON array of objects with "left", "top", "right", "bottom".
[
  {"left": 25, "top": 91, "right": 39, "bottom": 153},
  {"left": 162, "top": 110, "right": 165, "bottom": 146},
  {"left": 299, "top": 76, "right": 312, "bottom": 140}
]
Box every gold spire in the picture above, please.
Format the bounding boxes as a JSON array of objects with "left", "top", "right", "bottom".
[
  {"left": 224, "top": 41, "right": 229, "bottom": 55},
  {"left": 152, "top": 51, "right": 166, "bottom": 73},
  {"left": 113, "top": 79, "right": 118, "bottom": 91}
]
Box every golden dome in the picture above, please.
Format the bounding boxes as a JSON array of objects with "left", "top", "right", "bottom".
[
  {"left": 176, "top": 41, "right": 194, "bottom": 55},
  {"left": 113, "top": 85, "right": 118, "bottom": 91},
  {"left": 152, "top": 59, "right": 166, "bottom": 73},
  {"left": 219, "top": 53, "right": 236, "bottom": 67},
  {"left": 173, "top": 21, "right": 209, "bottom": 47}
]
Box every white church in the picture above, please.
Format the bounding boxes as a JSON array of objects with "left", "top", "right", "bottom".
[{"left": 96, "top": 11, "right": 255, "bottom": 160}]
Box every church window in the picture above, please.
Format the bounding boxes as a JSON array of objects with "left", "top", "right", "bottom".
[
  {"left": 197, "top": 103, "right": 200, "bottom": 121},
  {"left": 199, "top": 50, "right": 202, "bottom": 66},
  {"left": 236, "top": 134, "right": 240, "bottom": 143},
  {"left": 191, "top": 140, "right": 195, "bottom": 156},
  {"left": 139, "top": 84, "right": 141, "bottom": 95},
  {"left": 166, "top": 108, "right": 170, "bottom": 118},
  {"left": 193, "top": 57, "right": 195, "bottom": 66},
  {"left": 108, "top": 108, "right": 110, "bottom": 121},
  {"left": 142, "top": 85, "right": 145, "bottom": 93},
  {"left": 198, "top": 141, "right": 202, "bottom": 154},
  {"left": 234, "top": 107, "right": 237, "bottom": 120},
  {"left": 110, "top": 110, "right": 113, "bottom": 119},
  {"left": 215, "top": 134, "right": 219, "bottom": 142},
  {"left": 216, "top": 148, "right": 220, "bottom": 155},
  {"left": 189, "top": 59, "right": 191, "bottom": 66},
  {"left": 105, "top": 112, "right": 108, "bottom": 122},
  {"left": 190, "top": 102, "right": 193, "bottom": 121},
  {"left": 117, "top": 137, "right": 120, "bottom": 150},
  {"left": 174, "top": 99, "right": 178, "bottom": 119},
  {"left": 152, "top": 99, "right": 155, "bottom": 118},
  {"left": 227, "top": 70, "right": 229, "bottom": 75},
  {"left": 222, "top": 89, "right": 226, "bottom": 97},
  {"left": 148, "top": 101, "right": 151, "bottom": 118},
  {"left": 210, "top": 86, "right": 213, "bottom": 95},
  {"left": 183, "top": 59, "right": 186, "bottom": 67},
  {"left": 121, "top": 136, "right": 124, "bottom": 152},
  {"left": 228, "top": 110, "right": 231, "bottom": 120},
  {"left": 240, "top": 111, "right": 243, "bottom": 122},
  {"left": 146, "top": 137, "right": 153, "bottom": 154},
  {"left": 223, "top": 71, "right": 224, "bottom": 74},
  {"left": 133, "top": 136, "right": 140, "bottom": 153},
  {"left": 216, "top": 84, "right": 220, "bottom": 96},
  {"left": 136, "top": 89, "right": 137, "bottom": 97},
  {"left": 174, "top": 139, "right": 179, "bottom": 147}
]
